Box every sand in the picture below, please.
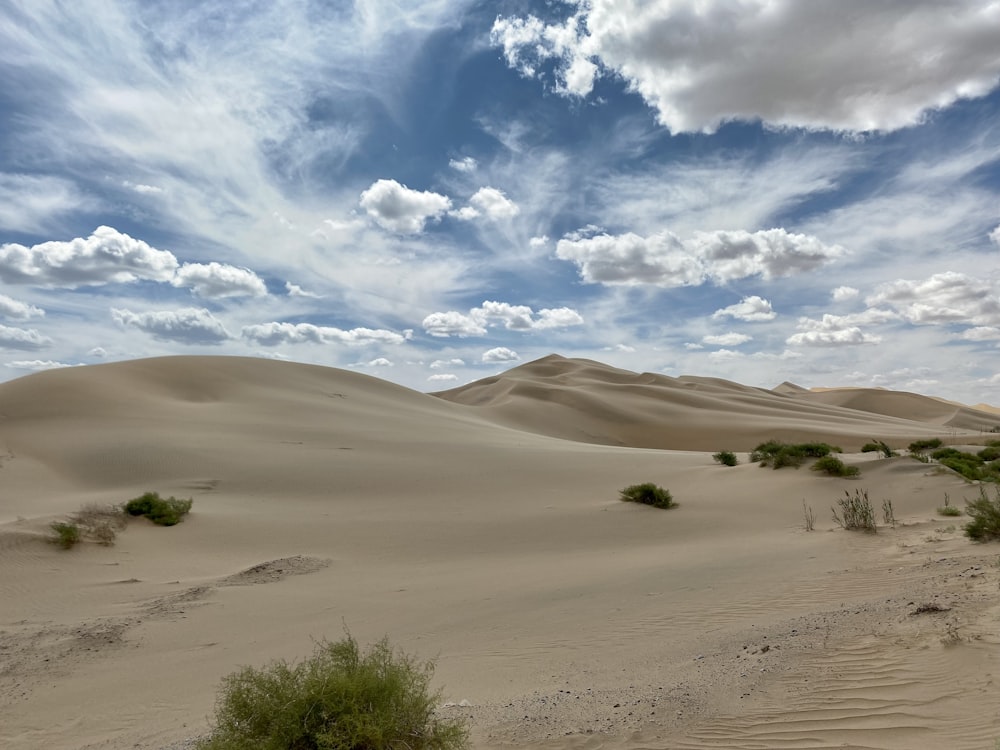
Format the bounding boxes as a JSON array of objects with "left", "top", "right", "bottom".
[{"left": 1, "top": 354, "right": 998, "bottom": 749}]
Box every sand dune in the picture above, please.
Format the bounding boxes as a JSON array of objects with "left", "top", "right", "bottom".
[
  {"left": 432, "top": 354, "right": 992, "bottom": 450},
  {"left": 2, "top": 355, "right": 999, "bottom": 750}
]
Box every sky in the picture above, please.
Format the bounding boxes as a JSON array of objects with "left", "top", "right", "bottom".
[{"left": 1, "top": 0, "right": 999, "bottom": 404}]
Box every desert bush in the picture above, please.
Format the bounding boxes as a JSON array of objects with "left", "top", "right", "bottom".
[
  {"left": 49, "top": 521, "right": 81, "bottom": 549},
  {"left": 964, "top": 485, "right": 1000, "bottom": 542},
  {"left": 908, "top": 438, "right": 943, "bottom": 453},
  {"left": 124, "top": 492, "right": 193, "bottom": 526},
  {"left": 196, "top": 634, "right": 469, "bottom": 750},
  {"left": 811, "top": 456, "right": 861, "bottom": 478},
  {"left": 620, "top": 483, "right": 675, "bottom": 509},
  {"left": 861, "top": 440, "right": 897, "bottom": 458},
  {"left": 751, "top": 441, "right": 840, "bottom": 469},
  {"left": 937, "top": 494, "right": 962, "bottom": 517},
  {"left": 71, "top": 503, "right": 128, "bottom": 545},
  {"left": 712, "top": 450, "right": 738, "bottom": 467},
  {"left": 978, "top": 446, "right": 1000, "bottom": 462},
  {"left": 882, "top": 498, "right": 896, "bottom": 528},
  {"left": 832, "top": 488, "right": 877, "bottom": 532},
  {"left": 802, "top": 500, "right": 815, "bottom": 532}
]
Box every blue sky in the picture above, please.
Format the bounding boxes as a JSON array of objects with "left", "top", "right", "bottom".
[{"left": 1, "top": 0, "right": 999, "bottom": 403}]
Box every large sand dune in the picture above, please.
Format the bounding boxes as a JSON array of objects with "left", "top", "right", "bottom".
[{"left": 1, "top": 355, "right": 999, "bottom": 750}]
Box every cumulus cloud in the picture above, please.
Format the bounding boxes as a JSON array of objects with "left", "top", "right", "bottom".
[
  {"left": 454, "top": 187, "right": 520, "bottom": 221},
  {"left": 286, "top": 282, "right": 321, "bottom": 298},
  {"left": 869, "top": 272, "right": 1000, "bottom": 326},
  {"left": 449, "top": 156, "right": 478, "bottom": 172},
  {"left": 0, "top": 226, "right": 179, "bottom": 287},
  {"left": 482, "top": 346, "right": 520, "bottom": 363},
  {"left": 556, "top": 228, "right": 841, "bottom": 286},
  {"left": 712, "top": 296, "right": 776, "bottom": 322},
  {"left": 785, "top": 311, "right": 892, "bottom": 347},
  {"left": 359, "top": 179, "right": 452, "bottom": 234},
  {"left": 123, "top": 180, "right": 163, "bottom": 195},
  {"left": 0, "top": 293, "right": 44, "bottom": 320},
  {"left": 702, "top": 332, "right": 752, "bottom": 347},
  {"left": 529, "top": 235, "right": 550, "bottom": 248},
  {"left": 242, "top": 322, "right": 408, "bottom": 346},
  {"left": 960, "top": 327, "right": 1000, "bottom": 341},
  {"left": 111, "top": 307, "right": 232, "bottom": 344},
  {"left": 172, "top": 262, "right": 267, "bottom": 298},
  {"left": 430, "top": 358, "right": 465, "bottom": 369},
  {"left": 4, "top": 359, "right": 77, "bottom": 371},
  {"left": 422, "top": 300, "right": 584, "bottom": 337},
  {"left": 992, "top": 225, "right": 1000, "bottom": 246},
  {"left": 367, "top": 357, "right": 394, "bottom": 367},
  {"left": 0, "top": 324, "right": 51, "bottom": 350},
  {"left": 832, "top": 286, "right": 860, "bottom": 302},
  {"left": 428, "top": 373, "right": 459, "bottom": 382},
  {"left": 786, "top": 328, "right": 881, "bottom": 347},
  {"left": 492, "top": 1, "right": 1000, "bottom": 133}
]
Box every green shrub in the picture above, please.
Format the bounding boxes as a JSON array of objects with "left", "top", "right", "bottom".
[
  {"left": 124, "top": 492, "right": 193, "bottom": 526},
  {"left": 909, "top": 438, "right": 943, "bottom": 453},
  {"left": 72, "top": 503, "right": 128, "bottom": 545},
  {"left": 811, "top": 456, "right": 861, "bottom": 478},
  {"left": 49, "top": 521, "right": 81, "bottom": 549},
  {"left": 712, "top": 450, "right": 738, "bottom": 466},
  {"left": 196, "top": 634, "right": 468, "bottom": 750},
  {"left": 978, "top": 446, "right": 1000, "bottom": 462},
  {"left": 619, "top": 483, "right": 675, "bottom": 509},
  {"left": 965, "top": 485, "right": 1000, "bottom": 542},
  {"left": 832, "top": 488, "right": 877, "bottom": 532},
  {"left": 860, "top": 442, "right": 881, "bottom": 453},
  {"left": 861, "top": 440, "right": 897, "bottom": 458},
  {"left": 750, "top": 441, "right": 840, "bottom": 469}
]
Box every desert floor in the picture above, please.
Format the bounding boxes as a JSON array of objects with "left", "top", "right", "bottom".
[{"left": 1, "top": 355, "right": 998, "bottom": 750}]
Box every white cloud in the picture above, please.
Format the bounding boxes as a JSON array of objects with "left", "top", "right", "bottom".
[
  {"left": 0, "top": 173, "right": 91, "bottom": 233},
  {"left": 367, "top": 357, "right": 394, "bottom": 367},
  {"left": 459, "top": 187, "right": 520, "bottom": 221},
  {"left": 0, "top": 324, "right": 51, "bottom": 350},
  {"left": 285, "top": 282, "right": 321, "bottom": 298},
  {"left": 242, "top": 322, "right": 407, "bottom": 346},
  {"left": 703, "top": 332, "right": 752, "bottom": 347},
  {"left": 430, "top": 358, "right": 465, "bottom": 369},
  {"left": 785, "top": 309, "right": 896, "bottom": 347},
  {"left": 712, "top": 296, "right": 776, "bottom": 322},
  {"left": 684, "top": 342, "right": 704, "bottom": 350},
  {"left": 88, "top": 346, "right": 108, "bottom": 358},
  {"left": 4, "top": 359, "right": 77, "bottom": 371},
  {"left": 492, "top": 1, "right": 1000, "bottom": 133},
  {"left": 428, "top": 373, "right": 459, "bottom": 382},
  {"left": 449, "top": 156, "right": 478, "bottom": 172},
  {"left": 604, "top": 343, "right": 636, "bottom": 352},
  {"left": 556, "top": 228, "right": 841, "bottom": 286},
  {"left": 123, "top": 180, "right": 163, "bottom": 194},
  {"left": 991, "top": 225, "right": 1000, "bottom": 246},
  {"left": 708, "top": 349, "right": 743, "bottom": 361},
  {"left": 359, "top": 179, "right": 452, "bottom": 234},
  {"left": 422, "top": 300, "right": 584, "bottom": 337},
  {"left": 832, "top": 286, "right": 860, "bottom": 302},
  {"left": 172, "top": 262, "right": 268, "bottom": 298},
  {"left": 111, "top": 307, "right": 232, "bottom": 344},
  {"left": 960, "top": 327, "right": 1000, "bottom": 341},
  {"left": 482, "top": 346, "right": 520, "bottom": 363},
  {"left": 786, "top": 328, "right": 881, "bottom": 347},
  {"left": 0, "top": 226, "right": 178, "bottom": 287},
  {"left": 869, "top": 272, "right": 1000, "bottom": 326},
  {"left": 0, "top": 294, "right": 45, "bottom": 320},
  {"left": 529, "top": 235, "right": 549, "bottom": 248}
]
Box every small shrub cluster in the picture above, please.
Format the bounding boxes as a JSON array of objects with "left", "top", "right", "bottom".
[
  {"left": 750, "top": 441, "right": 841, "bottom": 470},
  {"left": 48, "top": 503, "right": 128, "bottom": 549},
  {"left": 712, "top": 450, "right": 738, "bottom": 467},
  {"left": 811, "top": 456, "right": 861, "bottom": 478},
  {"left": 49, "top": 521, "right": 81, "bottom": 549},
  {"left": 832, "top": 488, "right": 877, "bottom": 532},
  {"left": 965, "top": 485, "right": 1000, "bottom": 542},
  {"left": 930, "top": 448, "right": 1000, "bottom": 482},
  {"left": 196, "top": 634, "right": 469, "bottom": 750},
  {"left": 861, "top": 440, "right": 898, "bottom": 458},
  {"left": 619, "top": 483, "right": 675, "bottom": 509},
  {"left": 908, "top": 438, "right": 943, "bottom": 454},
  {"left": 937, "top": 494, "right": 962, "bottom": 517},
  {"left": 124, "top": 492, "right": 193, "bottom": 526}
]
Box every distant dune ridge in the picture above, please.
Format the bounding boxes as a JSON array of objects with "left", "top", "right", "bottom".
[{"left": 2, "top": 354, "right": 1000, "bottom": 750}]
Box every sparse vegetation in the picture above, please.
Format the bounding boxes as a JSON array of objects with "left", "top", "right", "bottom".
[
  {"left": 49, "top": 521, "right": 81, "bottom": 549},
  {"left": 832, "top": 488, "right": 877, "bottom": 532},
  {"left": 124, "top": 492, "right": 193, "bottom": 526},
  {"left": 712, "top": 450, "right": 738, "bottom": 467},
  {"left": 750, "top": 441, "right": 841, "bottom": 470},
  {"left": 862, "top": 440, "right": 897, "bottom": 458},
  {"left": 930, "top": 448, "right": 1000, "bottom": 482},
  {"left": 937, "top": 494, "right": 962, "bottom": 517},
  {"left": 196, "top": 634, "right": 469, "bottom": 750},
  {"left": 882, "top": 498, "right": 896, "bottom": 528},
  {"left": 619, "top": 483, "right": 675, "bottom": 509},
  {"left": 964, "top": 485, "right": 1000, "bottom": 542},
  {"left": 71, "top": 503, "right": 128, "bottom": 545},
  {"left": 802, "top": 500, "right": 815, "bottom": 532},
  {"left": 811, "top": 455, "right": 861, "bottom": 478},
  {"left": 908, "top": 438, "right": 943, "bottom": 454}
]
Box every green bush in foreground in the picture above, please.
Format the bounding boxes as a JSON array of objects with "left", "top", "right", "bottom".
[
  {"left": 811, "top": 456, "right": 861, "bottom": 478},
  {"left": 196, "top": 634, "right": 469, "bottom": 750},
  {"left": 620, "top": 483, "right": 675, "bottom": 509},
  {"left": 124, "top": 492, "right": 192, "bottom": 526},
  {"left": 712, "top": 450, "right": 738, "bottom": 467},
  {"left": 965, "top": 485, "right": 1000, "bottom": 542},
  {"left": 49, "top": 521, "right": 81, "bottom": 549}
]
